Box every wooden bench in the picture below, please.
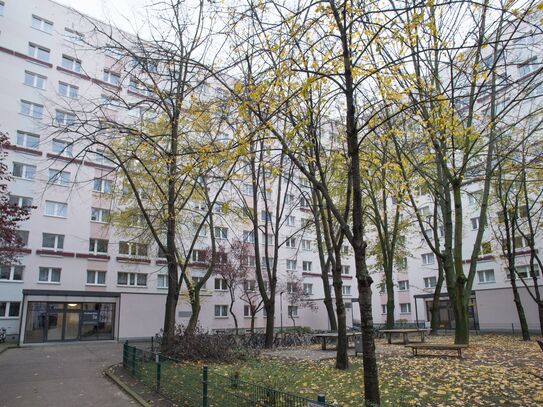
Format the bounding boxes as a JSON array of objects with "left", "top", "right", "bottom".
[
  {"left": 406, "top": 344, "right": 468, "bottom": 358},
  {"left": 537, "top": 339, "right": 543, "bottom": 352}
]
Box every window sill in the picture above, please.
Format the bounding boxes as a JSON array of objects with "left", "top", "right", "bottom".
[
  {"left": 85, "top": 283, "right": 106, "bottom": 287},
  {"left": 157, "top": 286, "right": 168, "bottom": 290},
  {"left": 12, "top": 176, "right": 35, "bottom": 182},
  {"left": 116, "top": 284, "right": 147, "bottom": 288},
  {"left": 214, "top": 316, "right": 229, "bottom": 319},
  {"left": 399, "top": 312, "right": 411, "bottom": 315},
  {"left": 44, "top": 215, "right": 67, "bottom": 219},
  {"left": 478, "top": 281, "right": 495, "bottom": 285},
  {"left": 37, "top": 281, "right": 61, "bottom": 284},
  {"left": 0, "top": 280, "right": 24, "bottom": 283},
  {"left": 90, "top": 220, "right": 109, "bottom": 224},
  {"left": 0, "top": 317, "right": 20, "bottom": 320}
]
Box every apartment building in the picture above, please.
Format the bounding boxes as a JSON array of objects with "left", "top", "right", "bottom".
[{"left": 0, "top": 0, "right": 357, "bottom": 343}]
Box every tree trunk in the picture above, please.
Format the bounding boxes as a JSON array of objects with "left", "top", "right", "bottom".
[
  {"left": 385, "top": 268, "right": 394, "bottom": 329},
  {"left": 264, "top": 300, "right": 275, "bottom": 348},
  {"left": 186, "top": 293, "right": 201, "bottom": 334},
  {"left": 509, "top": 268, "right": 530, "bottom": 341},
  {"left": 451, "top": 283, "right": 469, "bottom": 345},
  {"left": 539, "top": 302, "right": 543, "bottom": 337},
  {"left": 250, "top": 314, "right": 255, "bottom": 334},
  {"left": 430, "top": 264, "right": 445, "bottom": 335},
  {"left": 229, "top": 299, "right": 239, "bottom": 336},
  {"left": 162, "top": 260, "right": 179, "bottom": 349},
  {"left": 332, "top": 261, "right": 348, "bottom": 370}
]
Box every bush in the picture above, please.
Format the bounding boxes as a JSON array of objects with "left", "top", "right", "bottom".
[{"left": 159, "top": 325, "right": 258, "bottom": 363}]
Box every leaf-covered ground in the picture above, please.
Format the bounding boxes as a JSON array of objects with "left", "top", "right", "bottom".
[{"left": 206, "top": 334, "right": 543, "bottom": 406}]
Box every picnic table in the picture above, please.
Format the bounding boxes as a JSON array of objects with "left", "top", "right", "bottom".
[
  {"left": 313, "top": 332, "right": 362, "bottom": 350},
  {"left": 380, "top": 328, "right": 430, "bottom": 345}
]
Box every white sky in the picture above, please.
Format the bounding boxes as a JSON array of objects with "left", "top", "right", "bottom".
[{"left": 54, "top": 0, "right": 151, "bottom": 33}]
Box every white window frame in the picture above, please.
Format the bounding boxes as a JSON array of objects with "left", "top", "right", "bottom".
[
  {"left": 341, "top": 265, "right": 350, "bottom": 275},
  {"left": 55, "top": 110, "right": 76, "bottom": 126},
  {"left": 93, "top": 178, "right": 113, "bottom": 193},
  {"left": 12, "top": 162, "right": 36, "bottom": 180},
  {"left": 471, "top": 217, "right": 480, "bottom": 230},
  {"left": 424, "top": 276, "right": 437, "bottom": 288},
  {"left": 286, "top": 216, "right": 296, "bottom": 226},
  {"left": 302, "top": 261, "right": 312, "bottom": 272},
  {"left": 157, "top": 274, "right": 168, "bottom": 289},
  {"left": 214, "top": 278, "right": 227, "bottom": 291},
  {"left": 119, "top": 242, "right": 148, "bottom": 257},
  {"left": 31, "top": 15, "right": 53, "bottom": 33},
  {"left": 44, "top": 201, "right": 67, "bottom": 218},
  {"left": 89, "top": 238, "right": 108, "bottom": 254},
  {"left": 400, "top": 303, "right": 412, "bottom": 314},
  {"left": 214, "top": 305, "right": 228, "bottom": 318},
  {"left": 477, "top": 269, "right": 495, "bottom": 284},
  {"left": 243, "top": 230, "right": 255, "bottom": 243},
  {"left": 285, "top": 237, "right": 296, "bottom": 248},
  {"left": 61, "top": 55, "right": 81, "bottom": 72},
  {"left": 288, "top": 305, "right": 298, "bottom": 318},
  {"left": 422, "top": 253, "right": 435, "bottom": 265},
  {"left": 342, "top": 285, "right": 351, "bottom": 296},
  {"left": 20, "top": 100, "right": 43, "bottom": 119},
  {"left": 91, "top": 207, "right": 110, "bottom": 223},
  {"left": 58, "top": 82, "right": 78, "bottom": 98},
  {"left": 16, "top": 131, "right": 40, "bottom": 149},
  {"left": 48, "top": 169, "right": 70, "bottom": 186},
  {"left": 302, "top": 239, "right": 311, "bottom": 251},
  {"left": 398, "top": 280, "right": 409, "bottom": 291},
  {"left": 286, "top": 259, "right": 297, "bottom": 271},
  {"left": 42, "top": 233, "right": 64, "bottom": 250},
  {"left": 52, "top": 139, "right": 73, "bottom": 157},
  {"left": 213, "top": 226, "right": 228, "bottom": 240},
  {"left": 0, "top": 302, "right": 21, "bottom": 318},
  {"left": 28, "top": 43, "right": 50, "bottom": 62},
  {"left": 303, "top": 283, "right": 313, "bottom": 295},
  {"left": 24, "top": 71, "right": 46, "bottom": 89},
  {"left": 103, "top": 69, "right": 121, "bottom": 86},
  {"left": 64, "top": 27, "right": 84, "bottom": 44},
  {"left": 38, "top": 267, "right": 61, "bottom": 283},
  {"left": 86, "top": 270, "right": 106, "bottom": 286},
  {"left": 0, "top": 265, "right": 24, "bottom": 282},
  {"left": 117, "top": 272, "right": 147, "bottom": 287}
]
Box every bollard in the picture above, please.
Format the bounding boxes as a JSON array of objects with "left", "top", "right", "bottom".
[
  {"left": 155, "top": 352, "right": 161, "bottom": 392},
  {"left": 317, "top": 393, "right": 326, "bottom": 404},
  {"left": 202, "top": 365, "right": 209, "bottom": 407}
]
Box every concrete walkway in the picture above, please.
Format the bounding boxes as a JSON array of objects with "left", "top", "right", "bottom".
[{"left": 0, "top": 342, "right": 136, "bottom": 407}]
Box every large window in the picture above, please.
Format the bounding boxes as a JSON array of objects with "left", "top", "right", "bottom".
[
  {"left": 86, "top": 270, "right": 106, "bottom": 285},
  {"left": 13, "top": 162, "right": 36, "bottom": 180},
  {"left": 52, "top": 139, "right": 73, "bottom": 157},
  {"left": 31, "top": 15, "right": 53, "bottom": 33},
  {"left": 288, "top": 306, "right": 298, "bottom": 317},
  {"left": 285, "top": 237, "right": 296, "bottom": 248},
  {"left": 38, "top": 267, "right": 61, "bottom": 283},
  {"left": 286, "top": 260, "right": 297, "bottom": 270},
  {"left": 214, "top": 278, "right": 227, "bottom": 291},
  {"left": 48, "top": 169, "right": 70, "bottom": 186},
  {"left": 58, "top": 82, "right": 78, "bottom": 98},
  {"left": 422, "top": 253, "right": 435, "bottom": 265},
  {"left": 45, "top": 201, "right": 67, "bottom": 217},
  {"left": 89, "top": 238, "right": 108, "bottom": 254},
  {"left": 302, "top": 261, "right": 312, "bottom": 272},
  {"left": 103, "top": 70, "right": 120, "bottom": 85},
  {"left": 93, "top": 178, "right": 113, "bottom": 193},
  {"left": 119, "top": 241, "right": 148, "bottom": 257},
  {"left": 61, "top": 55, "right": 81, "bottom": 72},
  {"left": 0, "top": 302, "right": 21, "bottom": 318},
  {"left": 16, "top": 131, "right": 40, "bottom": 149},
  {"left": 0, "top": 265, "right": 24, "bottom": 281},
  {"left": 28, "top": 43, "right": 50, "bottom": 62},
  {"left": 20, "top": 100, "right": 43, "bottom": 119},
  {"left": 424, "top": 276, "right": 437, "bottom": 288},
  {"left": 24, "top": 71, "right": 46, "bottom": 89},
  {"left": 55, "top": 110, "right": 76, "bottom": 126},
  {"left": 91, "top": 207, "right": 110, "bottom": 223},
  {"left": 214, "top": 305, "right": 228, "bottom": 317},
  {"left": 303, "top": 283, "right": 313, "bottom": 295},
  {"left": 157, "top": 274, "right": 168, "bottom": 289},
  {"left": 341, "top": 265, "right": 350, "bottom": 275},
  {"left": 302, "top": 239, "right": 311, "bottom": 251},
  {"left": 117, "top": 272, "right": 147, "bottom": 286},
  {"left": 64, "top": 28, "right": 84, "bottom": 44},
  {"left": 342, "top": 285, "right": 351, "bottom": 296},
  {"left": 213, "top": 227, "right": 228, "bottom": 240},
  {"left": 477, "top": 269, "right": 495, "bottom": 284},
  {"left": 400, "top": 303, "right": 411, "bottom": 314},
  {"left": 398, "top": 280, "right": 409, "bottom": 291},
  {"left": 243, "top": 230, "right": 255, "bottom": 243},
  {"left": 42, "top": 233, "right": 64, "bottom": 250}
]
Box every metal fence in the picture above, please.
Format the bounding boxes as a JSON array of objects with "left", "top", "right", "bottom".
[{"left": 122, "top": 342, "right": 335, "bottom": 407}]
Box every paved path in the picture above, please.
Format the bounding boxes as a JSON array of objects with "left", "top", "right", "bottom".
[{"left": 0, "top": 342, "right": 136, "bottom": 407}]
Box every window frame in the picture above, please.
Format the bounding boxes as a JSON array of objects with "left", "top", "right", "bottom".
[
  {"left": 0, "top": 302, "right": 21, "bottom": 318},
  {"left": 38, "top": 267, "right": 61, "bottom": 283},
  {"left": 0, "top": 265, "right": 24, "bottom": 282},
  {"left": 31, "top": 15, "right": 53, "bottom": 33},
  {"left": 42, "top": 233, "right": 64, "bottom": 250},
  {"left": 16, "top": 131, "right": 40, "bottom": 149},
  {"left": 61, "top": 55, "right": 81, "bottom": 73},
  {"left": 86, "top": 270, "right": 106, "bottom": 286},
  {"left": 24, "top": 71, "right": 46, "bottom": 89},
  {"left": 214, "top": 304, "right": 228, "bottom": 317},
  {"left": 89, "top": 238, "right": 108, "bottom": 254},
  {"left": 44, "top": 200, "right": 67, "bottom": 218},
  {"left": 12, "top": 162, "right": 36, "bottom": 180}
]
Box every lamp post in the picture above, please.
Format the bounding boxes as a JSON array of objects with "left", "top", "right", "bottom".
[{"left": 280, "top": 291, "right": 284, "bottom": 334}]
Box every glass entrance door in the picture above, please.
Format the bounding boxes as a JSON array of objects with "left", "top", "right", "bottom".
[
  {"left": 65, "top": 303, "right": 81, "bottom": 340},
  {"left": 46, "top": 303, "right": 65, "bottom": 341}
]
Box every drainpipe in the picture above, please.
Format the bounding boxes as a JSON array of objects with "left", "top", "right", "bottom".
[{"left": 17, "top": 291, "right": 26, "bottom": 346}]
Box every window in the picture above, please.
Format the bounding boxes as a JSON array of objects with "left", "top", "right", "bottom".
[
  {"left": 213, "top": 202, "right": 224, "bottom": 213},
  {"left": 342, "top": 245, "right": 349, "bottom": 255},
  {"left": 285, "top": 237, "right": 296, "bottom": 248},
  {"left": 400, "top": 303, "right": 411, "bottom": 313},
  {"left": 286, "top": 260, "right": 297, "bottom": 270},
  {"left": 52, "top": 139, "right": 73, "bottom": 157},
  {"left": 91, "top": 207, "right": 110, "bottom": 223},
  {"left": 424, "top": 277, "right": 437, "bottom": 288},
  {"left": 103, "top": 70, "right": 121, "bottom": 86},
  {"left": 0, "top": 302, "right": 21, "bottom": 318},
  {"left": 243, "top": 230, "right": 255, "bottom": 243},
  {"left": 157, "top": 274, "right": 168, "bottom": 289},
  {"left": 24, "top": 71, "right": 46, "bottom": 89},
  {"left": 262, "top": 233, "right": 273, "bottom": 245},
  {"left": 342, "top": 285, "right": 351, "bottom": 296},
  {"left": 101, "top": 94, "right": 124, "bottom": 110},
  {"left": 32, "top": 15, "right": 53, "bottom": 33},
  {"left": 341, "top": 265, "right": 350, "bottom": 275},
  {"left": 214, "top": 305, "right": 228, "bottom": 317},
  {"left": 214, "top": 278, "right": 227, "bottom": 291},
  {"left": 0, "top": 265, "right": 24, "bottom": 281},
  {"left": 508, "top": 265, "right": 540, "bottom": 279},
  {"left": 288, "top": 306, "right": 298, "bottom": 317},
  {"left": 61, "top": 55, "right": 81, "bottom": 72},
  {"left": 381, "top": 304, "right": 386, "bottom": 314},
  {"left": 518, "top": 57, "right": 538, "bottom": 77},
  {"left": 0, "top": 1, "right": 4, "bottom": 16},
  {"left": 192, "top": 276, "right": 206, "bottom": 288},
  {"left": 513, "top": 236, "right": 529, "bottom": 249},
  {"left": 93, "top": 178, "right": 113, "bottom": 193},
  {"left": 422, "top": 253, "right": 435, "bottom": 265},
  {"left": 128, "top": 78, "right": 152, "bottom": 96},
  {"left": 262, "top": 257, "right": 274, "bottom": 270},
  {"left": 117, "top": 272, "right": 147, "bottom": 287},
  {"left": 58, "top": 82, "right": 78, "bottom": 98},
  {"left": 242, "top": 255, "right": 256, "bottom": 267},
  {"left": 286, "top": 216, "right": 296, "bottom": 226},
  {"left": 42, "top": 233, "right": 64, "bottom": 250},
  {"left": 302, "top": 239, "right": 311, "bottom": 251},
  {"left": 12, "top": 163, "right": 36, "bottom": 180},
  {"left": 244, "top": 305, "right": 251, "bottom": 317},
  {"left": 64, "top": 28, "right": 84, "bottom": 43},
  {"left": 16, "top": 231, "right": 29, "bottom": 247},
  {"left": 302, "top": 261, "right": 312, "bottom": 272},
  {"left": 300, "top": 197, "right": 310, "bottom": 209},
  {"left": 20, "top": 100, "right": 43, "bottom": 119},
  {"left": 48, "top": 169, "right": 70, "bottom": 186},
  {"left": 45, "top": 201, "right": 67, "bottom": 217},
  {"left": 16, "top": 131, "right": 40, "bottom": 149},
  {"left": 213, "top": 227, "right": 228, "bottom": 240},
  {"left": 192, "top": 250, "right": 207, "bottom": 263},
  {"left": 89, "top": 238, "right": 108, "bottom": 254},
  {"left": 471, "top": 217, "right": 480, "bottom": 230},
  {"left": 119, "top": 242, "right": 148, "bottom": 257},
  {"left": 243, "top": 280, "right": 256, "bottom": 292},
  {"left": 55, "top": 110, "right": 76, "bottom": 126},
  {"left": 28, "top": 43, "right": 50, "bottom": 62},
  {"left": 480, "top": 241, "right": 492, "bottom": 255},
  {"left": 261, "top": 211, "right": 272, "bottom": 222},
  {"left": 285, "top": 193, "right": 295, "bottom": 204},
  {"left": 477, "top": 269, "right": 495, "bottom": 284},
  {"left": 468, "top": 190, "right": 482, "bottom": 205},
  {"left": 303, "top": 283, "right": 313, "bottom": 295},
  {"left": 38, "top": 267, "right": 61, "bottom": 283},
  {"left": 86, "top": 270, "right": 106, "bottom": 285},
  {"left": 215, "top": 252, "right": 228, "bottom": 265},
  {"left": 242, "top": 183, "right": 254, "bottom": 195},
  {"left": 398, "top": 280, "right": 409, "bottom": 291}
]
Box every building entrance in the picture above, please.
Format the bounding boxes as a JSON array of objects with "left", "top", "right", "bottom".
[{"left": 24, "top": 302, "right": 115, "bottom": 343}]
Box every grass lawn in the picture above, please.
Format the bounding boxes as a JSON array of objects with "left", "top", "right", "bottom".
[{"left": 132, "top": 334, "right": 543, "bottom": 406}]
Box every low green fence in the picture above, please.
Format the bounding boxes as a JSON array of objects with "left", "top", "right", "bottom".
[{"left": 122, "top": 342, "right": 335, "bottom": 407}]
